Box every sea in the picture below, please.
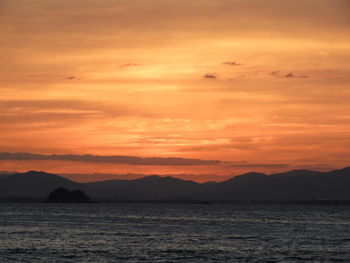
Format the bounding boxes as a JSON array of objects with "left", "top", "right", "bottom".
[{"left": 0, "top": 203, "right": 349, "bottom": 262}]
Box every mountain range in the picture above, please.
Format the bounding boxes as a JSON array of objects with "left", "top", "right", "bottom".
[{"left": 1, "top": 167, "right": 350, "bottom": 202}]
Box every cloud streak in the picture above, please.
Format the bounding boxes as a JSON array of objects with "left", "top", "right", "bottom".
[
  {"left": 0, "top": 99, "right": 153, "bottom": 125},
  {"left": 203, "top": 73, "right": 218, "bottom": 79},
  {"left": 0, "top": 152, "right": 221, "bottom": 166},
  {"left": 284, "top": 72, "right": 295, "bottom": 78},
  {"left": 222, "top": 61, "right": 242, "bottom": 66},
  {"left": 230, "top": 163, "right": 290, "bottom": 168},
  {"left": 270, "top": 71, "right": 310, "bottom": 79},
  {"left": 64, "top": 76, "right": 82, "bottom": 80}
]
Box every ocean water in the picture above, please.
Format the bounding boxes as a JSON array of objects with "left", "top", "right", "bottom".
[{"left": 0, "top": 203, "right": 349, "bottom": 262}]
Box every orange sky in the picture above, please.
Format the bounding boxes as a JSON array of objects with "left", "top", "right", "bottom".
[{"left": 1, "top": 0, "right": 350, "bottom": 182}]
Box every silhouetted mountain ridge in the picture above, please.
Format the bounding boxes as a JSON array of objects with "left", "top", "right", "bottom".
[
  {"left": 0, "top": 170, "right": 79, "bottom": 198},
  {"left": 270, "top": 169, "right": 321, "bottom": 178},
  {"left": 227, "top": 172, "right": 267, "bottom": 183},
  {"left": 1, "top": 167, "right": 349, "bottom": 201}
]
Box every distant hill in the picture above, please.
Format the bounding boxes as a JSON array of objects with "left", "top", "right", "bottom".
[
  {"left": 0, "top": 170, "right": 17, "bottom": 175},
  {"left": 0, "top": 171, "right": 80, "bottom": 199},
  {"left": 1, "top": 167, "right": 350, "bottom": 201},
  {"left": 201, "top": 167, "right": 350, "bottom": 201},
  {"left": 84, "top": 175, "right": 201, "bottom": 200}
]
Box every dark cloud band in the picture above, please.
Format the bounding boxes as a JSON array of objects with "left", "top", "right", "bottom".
[{"left": 0, "top": 152, "right": 221, "bottom": 166}]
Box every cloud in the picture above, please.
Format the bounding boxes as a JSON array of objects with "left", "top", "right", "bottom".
[
  {"left": 0, "top": 112, "right": 100, "bottom": 125},
  {"left": 270, "top": 71, "right": 309, "bottom": 78},
  {"left": 326, "top": 74, "right": 343, "bottom": 79},
  {"left": 270, "top": 71, "right": 280, "bottom": 76},
  {"left": 0, "top": 152, "right": 222, "bottom": 166},
  {"left": 64, "top": 76, "right": 81, "bottom": 80},
  {"left": 179, "top": 142, "right": 259, "bottom": 152},
  {"left": 0, "top": 99, "right": 152, "bottom": 126},
  {"left": 230, "top": 163, "right": 290, "bottom": 168},
  {"left": 0, "top": 99, "right": 136, "bottom": 116},
  {"left": 284, "top": 72, "right": 295, "bottom": 78},
  {"left": 203, "top": 73, "right": 218, "bottom": 79},
  {"left": 0, "top": 99, "right": 102, "bottom": 111},
  {"left": 222, "top": 61, "right": 242, "bottom": 66},
  {"left": 118, "top": 63, "right": 139, "bottom": 67}
]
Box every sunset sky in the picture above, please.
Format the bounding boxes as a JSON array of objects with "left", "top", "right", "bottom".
[{"left": 1, "top": 0, "right": 350, "bottom": 182}]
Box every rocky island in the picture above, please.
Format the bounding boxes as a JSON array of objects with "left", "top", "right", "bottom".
[{"left": 47, "top": 187, "right": 91, "bottom": 203}]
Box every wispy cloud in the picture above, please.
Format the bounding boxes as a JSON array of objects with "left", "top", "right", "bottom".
[
  {"left": 325, "top": 74, "right": 343, "bottom": 79},
  {"left": 64, "top": 76, "right": 82, "bottom": 80},
  {"left": 203, "top": 73, "right": 218, "bottom": 79},
  {"left": 270, "top": 71, "right": 310, "bottom": 79},
  {"left": 230, "top": 163, "right": 290, "bottom": 168},
  {"left": 284, "top": 72, "right": 295, "bottom": 78},
  {"left": 222, "top": 61, "right": 242, "bottom": 66},
  {"left": 118, "top": 63, "right": 139, "bottom": 68},
  {"left": 270, "top": 71, "right": 280, "bottom": 77},
  {"left": 0, "top": 152, "right": 222, "bottom": 166},
  {"left": 0, "top": 99, "right": 146, "bottom": 121}
]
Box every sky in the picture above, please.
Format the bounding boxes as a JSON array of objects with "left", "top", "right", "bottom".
[{"left": 1, "top": 0, "right": 350, "bottom": 182}]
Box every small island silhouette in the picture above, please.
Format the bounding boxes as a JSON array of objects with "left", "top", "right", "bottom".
[{"left": 47, "top": 187, "right": 91, "bottom": 203}]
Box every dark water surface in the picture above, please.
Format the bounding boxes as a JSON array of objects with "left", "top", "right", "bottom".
[{"left": 0, "top": 203, "right": 349, "bottom": 262}]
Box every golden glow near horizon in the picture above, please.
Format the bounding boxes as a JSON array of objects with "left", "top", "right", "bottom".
[{"left": 1, "top": 0, "right": 350, "bottom": 181}]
